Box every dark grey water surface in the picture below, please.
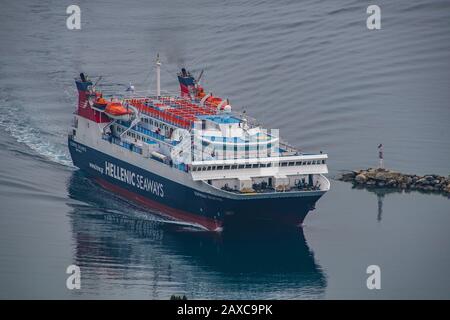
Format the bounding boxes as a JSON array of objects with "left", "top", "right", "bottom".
[{"left": 0, "top": 0, "right": 449, "bottom": 299}]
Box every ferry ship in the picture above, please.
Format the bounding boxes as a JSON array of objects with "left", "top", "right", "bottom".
[{"left": 68, "top": 56, "right": 330, "bottom": 231}]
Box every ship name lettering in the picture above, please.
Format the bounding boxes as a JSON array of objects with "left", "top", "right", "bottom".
[{"left": 104, "top": 161, "right": 164, "bottom": 197}]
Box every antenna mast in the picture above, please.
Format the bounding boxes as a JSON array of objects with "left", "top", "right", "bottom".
[{"left": 156, "top": 53, "right": 161, "bottom": 97}]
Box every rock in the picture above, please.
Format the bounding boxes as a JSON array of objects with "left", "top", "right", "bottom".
[
  {"left": 341, "top": 172, "right": 356, "bottom": 182},
  {"left": 445, "top": 184, "right": 450, "bottom": 194},
  {"left": 374, "top": 171, "right": 389, "bottom": 181},
  {"left": 386, "top": 179, "right": 397, "bottom": 187},
  {"left": 416, "top": 178, "right": 428, "bottom": 185},
  {"left": 355, "top": 174, "right": 368, "bottom": 184},
  {"left": 340, "top": 167, "right": 450, "bottom": 196}
]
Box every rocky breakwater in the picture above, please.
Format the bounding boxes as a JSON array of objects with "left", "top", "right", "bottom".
[{"left": 339, "top": 168, "right": 450, "bottom": 196}]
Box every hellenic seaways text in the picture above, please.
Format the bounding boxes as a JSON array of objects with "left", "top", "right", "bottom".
[{"left": 104, "top": 161, "right": 164, "bottom": 197}]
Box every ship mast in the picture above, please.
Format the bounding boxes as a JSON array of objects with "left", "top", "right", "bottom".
[{"left": 156, "top": 53, "right": 161, "bottom": 97}]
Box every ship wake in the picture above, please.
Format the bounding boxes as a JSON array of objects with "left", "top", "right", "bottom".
[{"left": 0, "top": 97, "right": 73, "bottom": 167}]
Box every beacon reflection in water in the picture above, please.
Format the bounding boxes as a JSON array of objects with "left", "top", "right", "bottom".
[{"left": 66, "top": 171, "right": 326, "bottom": 299}]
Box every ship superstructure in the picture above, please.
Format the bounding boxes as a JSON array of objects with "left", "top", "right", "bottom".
[{"left": 68, "top": 56, "right": 330, "bottom": 231}]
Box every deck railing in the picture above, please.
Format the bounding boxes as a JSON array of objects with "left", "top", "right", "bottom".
[{"left": 102, "top": 135, "right": 143, "bottom": 155}]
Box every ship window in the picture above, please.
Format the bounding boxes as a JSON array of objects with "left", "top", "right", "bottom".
[
  {"left": 245, "top": 164, "right": 252, "bottom": 169},
  {"left": 322, "top": 160, "right": 326, "bottom": 164},
  {"left": 193, "top": 167, "right": 197, "bottom": 171},
  {"left": 295, "top": 161, "right": 301, "bottom": 165},
  {"left": 252, "top": 164, "right": 258, "bottom": 168},
  {"left": 267, "top": 163, "right": 272, "bottom": 167},
  {"left": 260, "top": 163, "right": 266, "bottom": 168},
  {"left": 307, "top": 161, "right": 311, "bottom": 165},
  {"left": 217, "top": 165, "right": 223, "bottom": 170},
  {"left": 238, "top": 164, "right": 245, "bottom": 169},
  {"left": 289, "top": 162, "right": 295, "bottom": 166},
  {"left": 231, "top": 165, "right": 237, "bottom": 169},
  {"left": 207, "top": 166, "right": 212, "bottom": 171},
  {"left": 224, "top": 165, "right": 230, "bottom": 170},
  {"left": 281, "top": 162, "right": 288, "bottom": 167}
]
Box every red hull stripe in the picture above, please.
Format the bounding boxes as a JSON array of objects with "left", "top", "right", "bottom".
[{"left": 94, "top": 177, "right": 222, "bottom": 232}]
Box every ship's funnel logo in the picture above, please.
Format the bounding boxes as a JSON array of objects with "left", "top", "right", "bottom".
[{"left": 177, "top": 69, "right": 196, "bottom": 98}]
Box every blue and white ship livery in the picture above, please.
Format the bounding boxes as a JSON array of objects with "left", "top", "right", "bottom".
[{"left": 68, "top": 56, "right": 330, "bottom": 231}]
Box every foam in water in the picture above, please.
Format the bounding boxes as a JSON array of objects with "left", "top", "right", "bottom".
[{"left": 0, "top": 102, "right": 73, "bottom": 167}]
